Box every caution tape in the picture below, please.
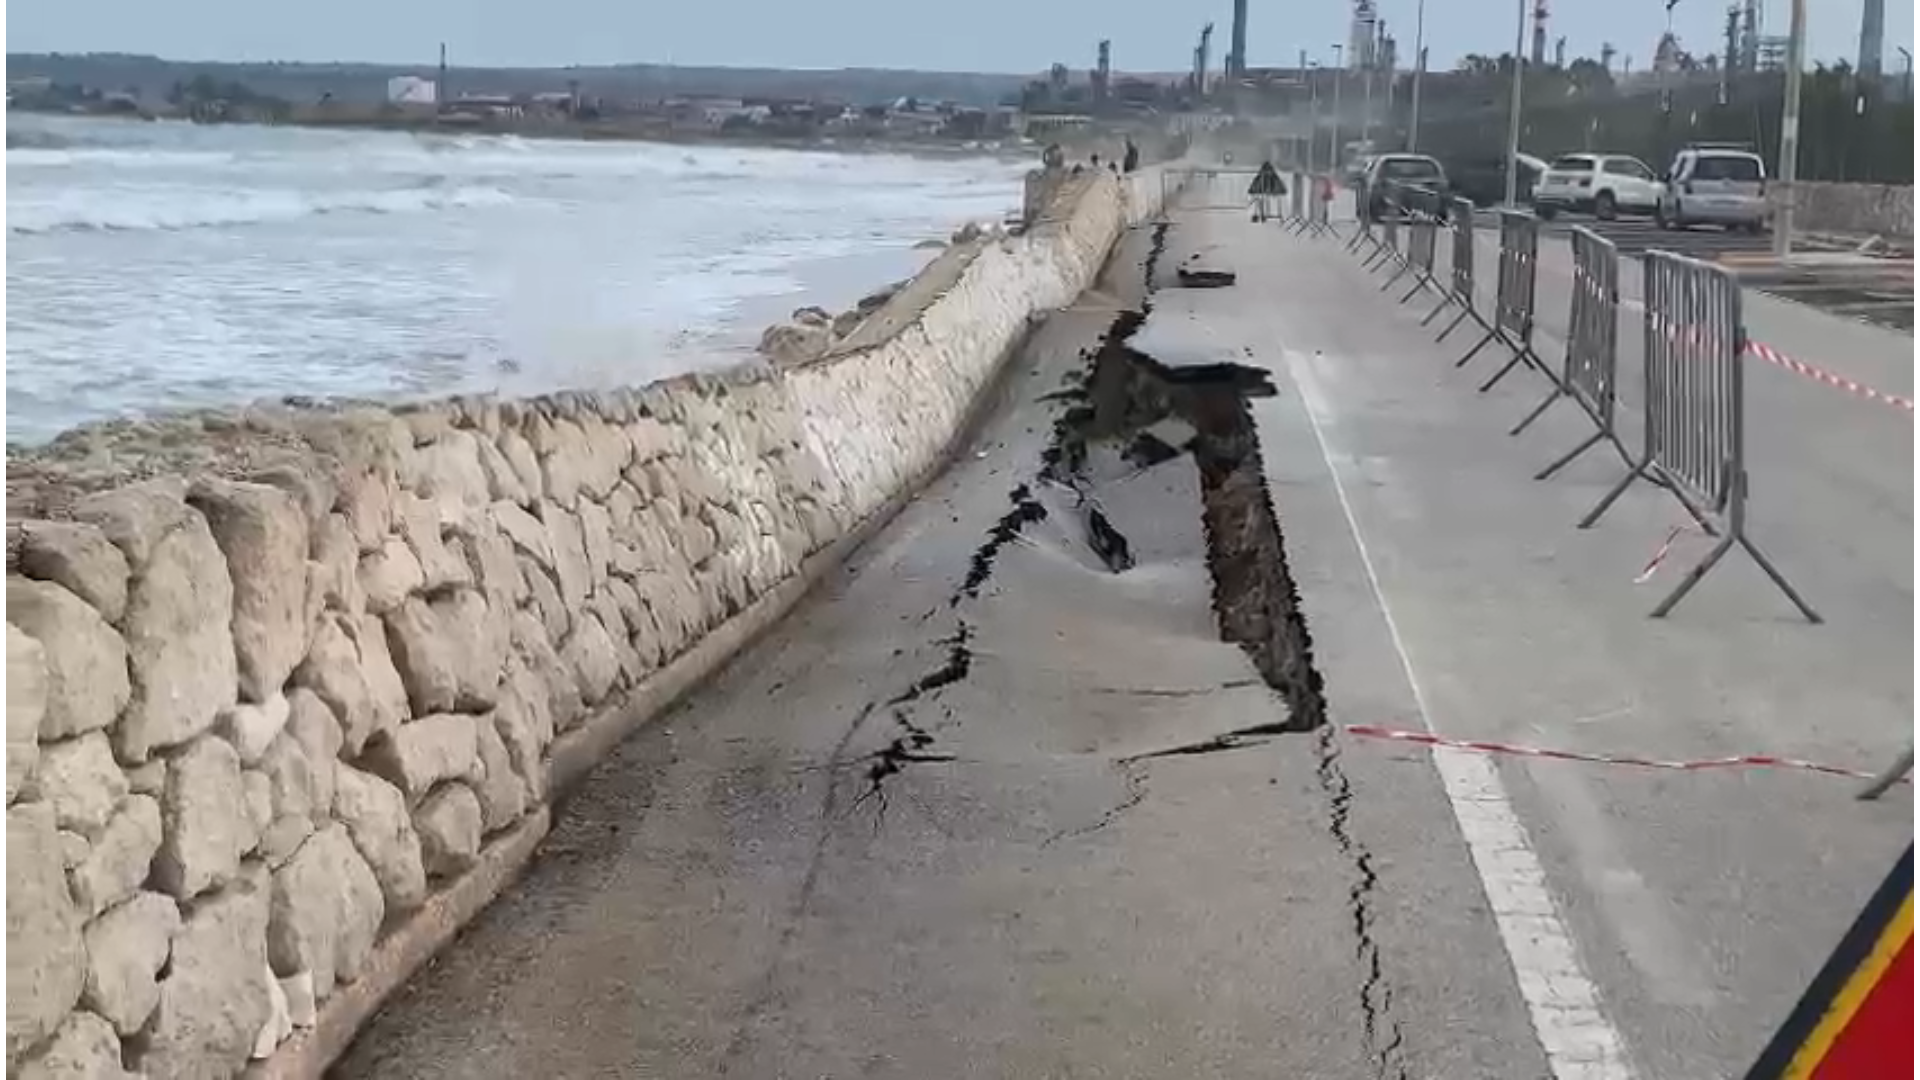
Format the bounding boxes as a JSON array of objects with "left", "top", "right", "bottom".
[
  {"left": 1745, "top": 340, "right": 1915, "bottom": 414},
  {"left": 1633, "top": 523, "right": 1701, "bottom": 584},
  {"left": 1344, "top": 724, "right": 1907, "bottom": 785}
]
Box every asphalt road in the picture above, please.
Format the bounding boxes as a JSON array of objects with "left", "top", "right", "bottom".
[
  {"left": 334, "top": 200, "right": 1908, "bottom": 1080},
  {"left": 1246, "top": 200, "right": 1911, "bottom": 1079}
]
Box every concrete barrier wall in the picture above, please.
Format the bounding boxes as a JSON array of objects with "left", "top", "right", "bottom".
[
  {"left": 1786, "top": 181, "right": 1915, "bottom": 239},
  {"left": 2, "top": 166, "right": 1171, "bottom": 1080}
]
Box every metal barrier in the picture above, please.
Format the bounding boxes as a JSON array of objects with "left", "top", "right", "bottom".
[
  {"left": 1345, "top": 180, "right": 1376, "bottom": 252},
  {"left": 1455, "top": 209, "right": 1551, "bottom": 394},
  {"left": 1305, "top": 177, "right": 1334, "bottom": 236},
  {"left": 1424, "top": 197, "right": 1482, "bottom": 340},
  {"left": 1364, "top": 185, "right": 1402, "bottom": 271},
  {"left": 1288, "top": 174, "right": 1305, "bottom": 224},
  {"left": 1512, "top": 227, "right": 1625, "bottom": 476},
  {"left": 1394, "top": 185, "right": 1443, "bottom": 305},
  {"left": 1579, "top": 251, "right": 1820, "bottom": 622}
]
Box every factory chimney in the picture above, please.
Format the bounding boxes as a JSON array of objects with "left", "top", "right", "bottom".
[
  {"left": 1531, "top": 0, "right": 1549, "bottom": 67},
  {"left": 1858, "top": 0, "right": 1886, "bottom": 77},
  {"left": 1229, "top": 0, "right": 1249, "bottom": 79}
]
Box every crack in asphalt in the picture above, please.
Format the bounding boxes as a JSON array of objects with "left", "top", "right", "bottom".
[{"left": 1317, "top": 726, "right": 1411, "bottom": 1080}]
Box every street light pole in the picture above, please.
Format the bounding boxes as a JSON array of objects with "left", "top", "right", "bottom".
[
  {"left": 1503, "top": 0, "right": 1527, "bottom": 205},
  {"left": 1331, "top": 44, "right": 1345, "bottom": 177},
  {"left": 1409, "top": 0, "right": 1427, "bottom": 150},
  {"left": 1307, "top": 60, "right": 1321, "bottom": 175},
  {"left": 1773, "top": 0, "right": 1807, "bottom": 258}
]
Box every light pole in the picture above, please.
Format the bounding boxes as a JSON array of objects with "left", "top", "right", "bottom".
[
  {"left": 1772, "top": 0, "right": 1806, "bottom": 258},
  {"left": 1409, "top": 0, "right": 1427, "bottom": 150},
  {"left": 1307, "top": 59, "right": 1321, "bottom": 175},
  {"left": 1503, "top": 0, "right": 1527, "bottom": 206},
  {"left": 1331, "top": 44, "right": 1345, "bottom": 177},
  {"left": 1899, "top": 46, "right": 1913, "bottom": 102}
]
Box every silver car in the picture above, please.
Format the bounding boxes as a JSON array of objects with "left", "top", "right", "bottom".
[{"left": 1655, "top": 147, "right": 1769, "bottom": 233}]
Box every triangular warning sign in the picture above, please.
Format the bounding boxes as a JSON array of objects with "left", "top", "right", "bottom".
[{"left": 1745, "top": 845, "right": 1914, "bottom": 1079}]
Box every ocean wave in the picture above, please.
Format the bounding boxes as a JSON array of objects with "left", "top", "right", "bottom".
[{"left": 9, "top": 184, "right": 515, "bottom": 234}]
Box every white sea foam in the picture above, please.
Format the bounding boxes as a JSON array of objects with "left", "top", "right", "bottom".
[{"left": 9, "top": 183, "right": 514, "bottom": 234}]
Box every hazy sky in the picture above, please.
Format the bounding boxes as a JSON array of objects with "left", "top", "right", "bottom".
[{"left": 7, "top": 0, "right": 1910, "bottom": 74}]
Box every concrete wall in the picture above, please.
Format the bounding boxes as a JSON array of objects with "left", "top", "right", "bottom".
[
  {"left": 1786, "top": 181, "right": 1915, "bottom": 240},
  {"left": 2, "top": 165, "right": 1173, "bottom": 1080}
]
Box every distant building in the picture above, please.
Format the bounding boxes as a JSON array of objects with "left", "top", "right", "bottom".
[{"left": 387, "top": 76, "right": 438, "bottom": 105}]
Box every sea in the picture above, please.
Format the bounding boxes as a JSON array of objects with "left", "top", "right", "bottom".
[{"left": 5, "top": 114, "right": 1027, "bottom": 445}]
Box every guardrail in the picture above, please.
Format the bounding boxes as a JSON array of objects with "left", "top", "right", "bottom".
[
  {"left": 1455, "top": 209, "right": 1553, "bottom": 394},
  {"left": 1578, "top": 251, "right": 1820, "bottom": 622},
  {"left": 1423, "top": 196, "right": 1481, "bottom": 341},
  {"left": 1511, "top": 226, "right": 1624, "bottom": 479}
]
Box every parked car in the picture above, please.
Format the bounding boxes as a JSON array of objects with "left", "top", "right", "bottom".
[
  {"left": 1530, "top": 153, "right": 1662, "bottom": 220},
  {"left": 1363, "top": 154, "right": 1449, "bottom": 220},
  {"left": 1445, "top": 153, "right": 1545, "bottom": 208},
  {"left": 1655, "top": 145, "right": 1770, "bottom": 232}
]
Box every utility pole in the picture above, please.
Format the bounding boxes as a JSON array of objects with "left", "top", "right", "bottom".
[
  {"left": 1899, "top": 46, "right": 1913, "bottom": 102},
  {"left": 1503, "top": 0, "right": 1527, "bottom": 206},
  {"left": 1331, "top": 44, "right": 1345, "bottom": 177},
  {"left": 1307, "top": 59, "right": 1321, "bottom": 174},
  {"left": 1409, "top": 0, "right": 1426, "bottom": 150},
  {"left": 1773, "top": 0, "right": 1806, "bottom": 258}
]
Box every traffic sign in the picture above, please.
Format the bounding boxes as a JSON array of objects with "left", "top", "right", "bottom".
[{"left": 1745, "top": 845, "right": 1913, "bottom": 1079}]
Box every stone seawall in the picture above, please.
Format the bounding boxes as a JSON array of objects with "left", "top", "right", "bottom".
[{"left": 2, "top": 166, "right": 1176, "bottom": 1079}]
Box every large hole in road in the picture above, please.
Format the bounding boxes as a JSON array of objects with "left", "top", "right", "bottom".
[{"left": 1044, "top": 293, "right": 1327, "bottom": 734}]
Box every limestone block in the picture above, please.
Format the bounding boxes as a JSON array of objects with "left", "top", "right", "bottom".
[
  {"left": 284, "top": 689, "right": 341, "bottom": 819},
  {"left": 267, "top": 826, "right": 382, "bottom": 999},
  {"left": 124, "top": 761, "right": 164, "bottom": 797},
  {"left": 510, "top": 611, "right": 580, "bottom": 734},
  {"left": 439, "top": 589, "right": 506, "bottom": 711},
  {"left": 153, "top": 736, "right": 247, "bottom": 899},
  {"left": 605, "top": 578, "right": 663, "bottom": 669},
  {"left": 6, "top": 578, "right": 130, "bottom": 742},
  {"left": 8, "top": 625, "right": 46, "bottom": 803},
  {"left": 243, "top": 769, "right": 273, "bottom": 852},
  {"left": 474, "top": 431, "right": 527, "bottom": 506},
  {"left": 382, "top": 598, "right": 458, "bottom": 718},
  {"left": 38, "top": 731, "right": 128, "bottom": 835},
  {"left": 680, "top": 515, "right": 719, "bottom": 569},
  {"left": 576, "top": 499, "right": 614, "bottom": 590},
  {"left": 519, "top": 555, "right": 570, "bottom": 643},
  {"left": 493, "top": 665, "right": 550, "bottom": 803},
  {"left": 13, "top": 1010, "right": 132, "bottom": 1080},
  {"left": 291, "top": 616, "right": 377, "bottom": 756},
  {"left": 357, "top": 536, "right": 425, "bottom": 616},
  {"left": 188, "top": 479, "right": 310, "bottom": 702},
  {"left": 336, "top": 467, "right": 395, "bottom": 554},
  {"left": 140, "top": 876, "right": 271, "bottom": 1080},
  {"left": 395, "top": 494, "right": 470, "bottom": 593},
  {"left": 453, "top": 517, "right": 525, "bottom": 612},
  {"left": 115, "top": 513, "right": 238, "bottom": 763},
  {"left": 256, "top": 730, "right": 316, "bottom": 867},
  {"left": 68, "top": 478, "right": 192, "bottom": 570},
  {"left": 496, "top": 429, "right": 544, "bottom": 504},
  {"left": 562, "top": 612, "right": 620, "bottom": 709},
  {"left": 625, "top": 416, "right": 678, "bottom": 465},
  {"left": 586, "top": 593, "right": 640, "bottom": 688},
  {"left": 412, "top": 429, "right": 491, "bottom": 512},
  {"left": 642, "top": 461, "right": 680, "bottom": 515},
  {"left": 413, "top": 783, "right": 482, "bottom": 878},
  {"left": 579, "top": 417, "right": 630, "bottom": 500},
  {"left": 251, "top": 961, "right": 291, "bottom": 1060},
  {"left": 603, "top": 481, "right": 643, "bottom": 537},
  {"left": 17, "top": 521, "right": 129, "bottom": 625},
  {"left": 470, "top": 717, "right": 527, "bottom": 834},
  {"left": 331, "top": 766, "right": 426, "bottom": 914},
  {"left": 70, "top": 794, "right": 162, "bottom": 917},
  {"left": 280, "top": 970, "right": 317, "bottom": 1029},
  {"left": 362, "top": 713, "right": 478, "bottom": 802},
  {"left": 533, "top": 417, "right": 591, "bottom": 509},
  {"left": 82, "top": 890, "right": 180, "bottom": 1035},
  {"left": 215, "top": 692, "right": 290, "bottom": 767},
  {"left": 6, "top": 801, "right": 87, "bottom": 1060},
  {"left": 541, "top": 504, "right": 591, "bottom": 610},
  {"left": 490, "top": 501, "right": 554, "bottom": 569},
  {"left": 313, "top": 515, "right": 364, "bottom": 617}
]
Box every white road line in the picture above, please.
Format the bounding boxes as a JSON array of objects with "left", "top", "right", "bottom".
[{"left": 1286, "top": 354, "right": 1638, "bottom": 1080}]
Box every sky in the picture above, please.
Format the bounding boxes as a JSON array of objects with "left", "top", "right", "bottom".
[{"left": 6, "top": 0, "right": 1911, "bottom": 75}]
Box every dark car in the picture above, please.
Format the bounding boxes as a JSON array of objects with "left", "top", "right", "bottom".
[
  {"left": 1363, "top": 154, "right": 1451, "bottom": 221},
  {"left": 1445, "top": 153, "right": 1545, "bottom": 209}
]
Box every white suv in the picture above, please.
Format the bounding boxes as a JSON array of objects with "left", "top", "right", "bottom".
[
  {"left": 1531, "top": 153, "right": 1662, "bottom": 221},
  {"left": 1656, "top": 146, "right": 1769, "bottom": 233}
]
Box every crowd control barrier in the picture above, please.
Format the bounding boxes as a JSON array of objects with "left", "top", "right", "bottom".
[
  {"left": 1391, "top": 186, "right": 1444, "bottom": 305},
  {"left": 1512, "top": 227, "right": 1626, "bottom": 479},
  {"left": 1288, "top": 173, "right": 1306, "bottom": 225},
  {"left": 1345, "top": 181, "right": 1377, "bottom": 252},
  {"left": 1364, "top": 186, "right": 1403, "bottom": 271},
  {"left": 1423, "top": 197, "right": 1482, "bottom": 341},
  {"left": 1578, "top": 251, "right": 1821, "bottom": 622},
  {"left": 1455, "top": 209, "right": 1552, "bottom": 394}
]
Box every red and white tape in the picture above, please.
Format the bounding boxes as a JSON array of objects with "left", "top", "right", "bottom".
[
  {"left": 1633, "top": 524, "right": 1697, "bottom": 584},
  {"left": 1345, "top": 724, "right": 1905, "bottom": 784},
  {"left": 1745, "top": 340, "right": 1915, "bottom": 414}
]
